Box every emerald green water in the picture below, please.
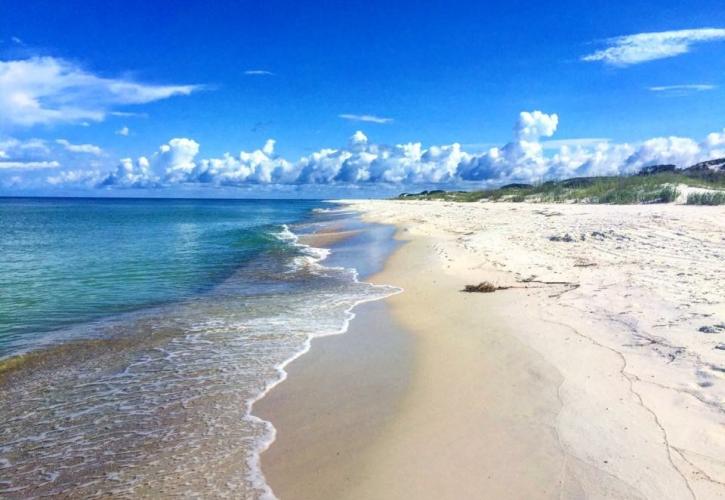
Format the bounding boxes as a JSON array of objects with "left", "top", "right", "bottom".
[
  {"left": 0, "top": 197, "right": 320, "bottom": 356},
  {"left": 0, "top": 198, "right": 399, "bottom": 498}
]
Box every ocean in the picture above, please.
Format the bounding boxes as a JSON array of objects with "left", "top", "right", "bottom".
[{"left": 0, "top": 197, "right": 398, "bottom": 498}]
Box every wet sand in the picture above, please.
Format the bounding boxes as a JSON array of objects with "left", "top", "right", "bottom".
[
  {"left": 255, "top": 300, "right": 414, "bottom": 499},
  {"left": 298, "top": 229, "right": 361, "bottom": 248},
  {"left": 259, "top": 226, "right": 573, "bottom": 499}
]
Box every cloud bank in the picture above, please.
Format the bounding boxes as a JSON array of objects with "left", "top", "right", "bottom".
[
  {"left": 582, "top": 28, "right": 725, "bottom": 65},
  {"left": 0, "top": 56, "right": 201, "bottom": 128},
  {"left": 2, "top": 111, "right": 722, "bottom": 191},
  {"left": 85, "top": 111, "right": 725, "bottom": 191}
]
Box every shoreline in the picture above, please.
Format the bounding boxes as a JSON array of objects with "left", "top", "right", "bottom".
[
  {"left": 248, "top": 219, "right": 402, "bottom": 497},
  {"left": 255, "top": 298, "right": 414, "bottom": 499},
  {"left": 259, "top": 211, "right": 568, "bottom": 498},
  {"left": 258, "top": 200, "right": 725, "bottom": 499},
  {"left": 0, "top": 207, "right": 399, "bottom": 498}
]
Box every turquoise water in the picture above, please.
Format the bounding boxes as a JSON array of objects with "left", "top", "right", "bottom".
[
  {"left": 0, "top": 198, "right": 398, "bottom": 498},
  {"left": 0, "top": 197, "right": 320, "bottom": 357}
]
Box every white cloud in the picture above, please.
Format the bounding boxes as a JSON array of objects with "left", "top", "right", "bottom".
[
  {"left": 648, "top": 84, "right": 716, "bottom": 92},
  {"left": 0, "top": 160, "right": 60, "bottom": 170},
  {"left": 515, "top": 111, "right": 558, "bottom": 140},
  {"left": 339, "top": 114, "right": 394, "bottom": 124},
  {"left": 98, "top": 137, "right": 301, "bottom": 188},
  {"left": 194, "top": 139, "right": 297, "bottom": 185},
  {"left": 294, "top": 130, "right": 468, "bottom": 184},
  {"left": 157, "top": 138, "right": 201, "bottom": 183},
  {"left": 457, "top": 111, "right": 559, "bottom": 182},
  {"left": 0, "top": 138, "right": 51, "bottom": 171},
  {"left": 582, "top": 28, "right": 725, "bottom": 65},
  {"left": 109, "top": 111, "right": 147, "bottom": 118},
  {"left": 99, "top": 138, "right": 199, "bottom": 187},
  {"left": 56, "top": 139, "right": 103, "bottom": 155},
  {"left": 0, "top": 56, "right": 202, "bottom": 128},
  {"left": 99, "top": 156, "right": 155, "bottom": 188},
  {"left": 47, "top": 169, "right": 101, "bottom": 186},
  {"left": 244, "top": 70, "right": 275, "bottom": 76},
  {"left": 30, "top": 111, "right": 725, "bottom": 191},
  {"left": 116, "top": 126, "right": 130, "bottom": 136},
  {"left": 0, "top": 137, "right": 49, "bottom": 156}
]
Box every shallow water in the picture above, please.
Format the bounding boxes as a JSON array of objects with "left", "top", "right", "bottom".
[{"left": 0, "top": 199, "right": 398, "bottom": 498}]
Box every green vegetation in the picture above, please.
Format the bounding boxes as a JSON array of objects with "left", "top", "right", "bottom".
[
  {"left": 687, "top": 192, "right": 725, "bottom": 205},
  {"left": 399, "top": 172, "right": 725, "bottom": 204}
]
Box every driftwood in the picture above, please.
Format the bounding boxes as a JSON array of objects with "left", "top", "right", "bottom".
[
  {"left": 463, "top": 281, "right": 514, "bottom": 293},
  {"left": 462, "top": 277, "right": 580, "bottom": 298}
]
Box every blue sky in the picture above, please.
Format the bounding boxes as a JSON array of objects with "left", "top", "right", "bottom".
[{"left": 1, "top": 0, "right": 724, "bottom": 197}]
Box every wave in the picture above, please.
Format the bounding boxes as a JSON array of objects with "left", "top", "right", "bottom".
[
  {"left": 247, "top": 224, "right": 401, "bottom": 499},
  {"left": 0, "top": 218, "right": 401, "bottom": 499}
]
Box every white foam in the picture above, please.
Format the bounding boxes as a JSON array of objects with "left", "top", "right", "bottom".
[
  {"left": 0, "top": 222, "right": 401, "bottom": 499},
  {"left": 274, "top": 224, "right": 336, "bottom": 273},
  {"left": 246, "top": 224, "right": 402, "bottom": 499}
]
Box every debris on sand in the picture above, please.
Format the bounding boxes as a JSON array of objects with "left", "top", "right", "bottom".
[
  {"left": 463, "top": 282, "right": 511, "bottom": 293},
  {"left": 549, "top": 233, "right": 575, "bottom": 242},
  {"left": 699, "top": 324, "right": 725, "bottom": 334}
]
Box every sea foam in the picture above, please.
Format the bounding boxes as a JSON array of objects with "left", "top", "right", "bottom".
[{"left": 0, "top": 218, "right": 400, "bottom": 499}]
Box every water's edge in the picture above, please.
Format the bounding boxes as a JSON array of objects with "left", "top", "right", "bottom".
[
  {"left": 0, "top": 202, "right": 403, "bottom": 498},
  {"left": 247, "top": 213, "right": 403, "bottom": 498}
]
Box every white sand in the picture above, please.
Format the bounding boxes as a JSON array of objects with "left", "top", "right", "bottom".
[{"left": 341, "top": 200, "right": 725, "bottom": 499}]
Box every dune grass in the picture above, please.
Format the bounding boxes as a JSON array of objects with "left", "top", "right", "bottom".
[
  {"left": 400, "top": 173, "right": 724, "bottom": 204},
  {"left": 687, "top": 192, "right": 725, "bottom": 205}
]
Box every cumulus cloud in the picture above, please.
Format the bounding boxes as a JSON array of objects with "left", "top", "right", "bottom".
[
  {"left": 244, "top": 70, "right": 274, "bottom": 76},
  {"left": 155, "top": 138, "right": 200, "bottom": 183},
  {"left": 34, "top": 110, "right": 725, "bottom": 191},
  {"left": 99, "top": 156, "right": 155, "bottom": 188},
  {"left": 99, "top": 138, "right": 203, "bottom": 188},
  {"left": 116, "top": 126, "right": 130, "bottom": 136},
  {"left": 0, "top": 56, "right": 202, "bottom": 128},
  {"left": 339, "top": 114, "right": 394, "bottom": 124},
  {"left": 583, "top": 28, "right": 725, "bottom": 65},
  {"left": 515, "top": 111, "right": 559, "bottom": 140},
  {"left": 456, "top": 111, "right": 559, "bottom": 182},
  {"left": 194, "top": 140, "right": 298, "bottom": 185},
  {"left": 98, "top": 137, "right": 298, "bottom": 188},
  {"left": 56, "top": 139, "right": 103, "bottom": 155},
  {"left": 295, "top": 135, "right": 461, "bottom": 184}
]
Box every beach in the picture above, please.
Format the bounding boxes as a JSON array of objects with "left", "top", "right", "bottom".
[
  {"left": 259, "top": 200, "right": 725, "bottom": 499},
  {"left": 4, "top": 2, "right": 724, "bottom": 497}
]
